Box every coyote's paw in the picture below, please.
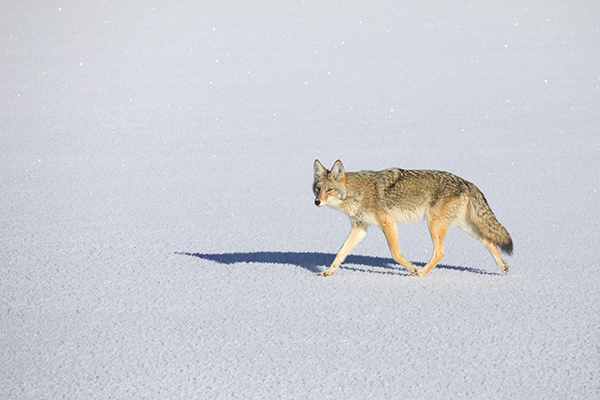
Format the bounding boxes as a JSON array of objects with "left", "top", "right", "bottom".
[
  {"left": 318, "top": 270, "right": 334, "bottom": 277},
  {"left": 415, "top": 269, "right": 429, "bottom": 277},
  {"left": 500, "top": 262, "right": 510, "bottom": 274},
  {"left": 410, "top": 268, "right": 420, "bottom": 277}
]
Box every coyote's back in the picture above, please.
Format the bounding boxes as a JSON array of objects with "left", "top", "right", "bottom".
[{"left": 313, "top": 159, "right": 513, "bottom": 277}]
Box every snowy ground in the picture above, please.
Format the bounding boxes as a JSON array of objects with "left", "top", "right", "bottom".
[{"left": 2, "top": 1, "right": 599, "bottom": 398}]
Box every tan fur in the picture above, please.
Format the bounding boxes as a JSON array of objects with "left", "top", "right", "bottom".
[{"left": 313, "top": 160, "right": 513, "bottom": 277}]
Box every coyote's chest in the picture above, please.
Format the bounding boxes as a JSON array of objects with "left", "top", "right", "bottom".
[
  {"left": 331, "top": 197, "right": 426, "bottom": 227},
  {"left": 329, "top": 199, "right": 380, "bottom": 227}
]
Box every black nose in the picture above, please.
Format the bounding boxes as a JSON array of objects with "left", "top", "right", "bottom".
[{"left": 314, "top": 199, "right": 321, "bottom": 206}]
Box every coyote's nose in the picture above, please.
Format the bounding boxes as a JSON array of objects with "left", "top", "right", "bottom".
[{"left": 314, "top": 199, "right": 321, "bottom": 206}]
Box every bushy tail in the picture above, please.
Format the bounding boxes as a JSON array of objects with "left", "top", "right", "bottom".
[{"left": 468, "top": 187, "right": 513, "bottom": 255}]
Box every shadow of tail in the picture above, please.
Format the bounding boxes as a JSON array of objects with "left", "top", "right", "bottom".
[{"left": 176, "top": 251, "right": 498, "bottom": 276}]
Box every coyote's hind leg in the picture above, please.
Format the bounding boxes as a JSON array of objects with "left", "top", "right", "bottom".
[
  {"left": 458, "top": 222, "right": 510, "bottom": 274},
  {"left": 417, "top": 218, "right": 448, "bottom": 277}
]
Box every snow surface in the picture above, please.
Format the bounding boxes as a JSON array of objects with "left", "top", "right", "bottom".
[{"left": 2, "top": 1, "right": 599, "bottom": 398}]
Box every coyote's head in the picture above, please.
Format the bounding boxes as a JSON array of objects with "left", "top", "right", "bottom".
[{"left": 313, "top": 159, "right": 347, "bottom": 207}]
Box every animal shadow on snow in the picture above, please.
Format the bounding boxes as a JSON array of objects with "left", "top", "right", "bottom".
[{"left": 177, "top": 251, "right": 499, "bottom": 276}]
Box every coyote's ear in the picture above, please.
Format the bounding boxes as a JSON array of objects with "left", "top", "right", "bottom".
[
  {"left": 330, "top": 160, "right": 345, "bottom": 181},
  {"left": 314, "top": 159, "right": 327, "bottom": 180}
]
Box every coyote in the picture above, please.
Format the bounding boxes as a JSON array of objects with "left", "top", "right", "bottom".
[{"left": 313, "top": 160, "right": 513, "bottom": 277}]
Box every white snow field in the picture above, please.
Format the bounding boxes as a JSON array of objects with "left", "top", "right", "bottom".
[{"left": 2, "top": 1, "right": 599, "bottom": 398}]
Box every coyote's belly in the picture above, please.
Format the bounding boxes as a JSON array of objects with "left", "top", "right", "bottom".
[{"left": 389, "top": 205, "right": 427, "bottom": 224}]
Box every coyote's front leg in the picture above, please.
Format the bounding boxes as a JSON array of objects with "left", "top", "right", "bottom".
[
  {"left": 319, "top": 222, "right": 367, "bottom": 276},
  {"left": 379, "top": 220, "right": 419, "bottom": 276}
]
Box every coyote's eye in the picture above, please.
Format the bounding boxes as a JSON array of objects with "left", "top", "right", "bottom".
[{"left": 326, "top": 188, "right": 334, "bottom": 193}]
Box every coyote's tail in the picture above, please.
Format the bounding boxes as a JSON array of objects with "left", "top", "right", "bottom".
[{"left": 468, "top": 187, "right": 513, "bottom": 255}]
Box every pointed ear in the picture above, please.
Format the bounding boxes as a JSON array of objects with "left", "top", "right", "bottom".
[
  {"left": 330, "top": 160, "right": 345, "bottom": 181},
  {"left": 314, "top": 159, "right": 327, "bottom": 180}
]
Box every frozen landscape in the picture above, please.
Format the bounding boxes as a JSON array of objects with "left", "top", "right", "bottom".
[{"left": 2, "top": 0, "right": 599, "bottom": 398}]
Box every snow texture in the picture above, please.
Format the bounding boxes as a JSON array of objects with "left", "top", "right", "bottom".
[{"left": 2, "top": 1, "right": 599, "bottom": 399}]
